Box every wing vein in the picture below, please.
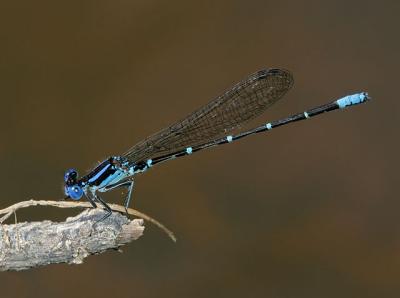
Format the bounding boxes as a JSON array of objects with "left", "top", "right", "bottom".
[{"left": 123, "top": 68, "right": 293, "bottom": 163}]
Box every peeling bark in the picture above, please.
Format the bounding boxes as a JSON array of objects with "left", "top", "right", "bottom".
[{"left": 0, "top": 209, "right": 144, "bottom": 271}]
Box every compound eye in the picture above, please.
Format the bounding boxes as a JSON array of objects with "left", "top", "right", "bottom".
[{"left": 65, "top": 185, "right": 83, "bottom": 200}]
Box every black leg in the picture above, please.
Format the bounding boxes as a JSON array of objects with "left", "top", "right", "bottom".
[
  {"left": 104, "top": 179, "right": 135, "bottom": 217},
  {"left": 84, "top": 192, "right": 98, "bottom": 209},
  {"left": 124, "top": 180, "right": 134, "bottom": 216},
  {"left": 93, "top": 193, "right": 113, "bottom": 222}
]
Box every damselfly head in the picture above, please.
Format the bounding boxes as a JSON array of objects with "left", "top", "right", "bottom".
[
  {"left": 64, "top": 169, "right": 83, "bottom": 200},
  {"left": 64, "top": 168, "right": 78, "bottom": 184}
]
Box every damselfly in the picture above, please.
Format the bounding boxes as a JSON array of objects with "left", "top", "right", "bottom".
[{"left": 63, "top": 68, "right": 369, "bottom": 220}]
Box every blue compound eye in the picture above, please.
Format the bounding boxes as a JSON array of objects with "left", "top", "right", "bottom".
[{"left": 65, "top": 185, "right": 83, "bottom": 200}]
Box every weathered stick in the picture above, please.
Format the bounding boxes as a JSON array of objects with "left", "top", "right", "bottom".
[
  {"left": 0, "top": 200, "right": 176, "bottom": 241},
  {"left": 0, "top": 209, "right": 144, "bottom": 271},
  {"left": 0, "top": 200, "right": 176, "bottom": 271}
]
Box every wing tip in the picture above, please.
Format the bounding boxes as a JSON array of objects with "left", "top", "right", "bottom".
[{"left": 254, "top": 68, "right": 294, "bottom": 89}]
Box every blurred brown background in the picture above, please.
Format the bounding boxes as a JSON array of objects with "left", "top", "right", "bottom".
[{"left": 0, "top": 0, "right": 398, "bottom": 297}]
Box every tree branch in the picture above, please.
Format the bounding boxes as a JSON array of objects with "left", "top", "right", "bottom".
[{"left": 0, "top": 200, "right": 176, "bottom": 271}]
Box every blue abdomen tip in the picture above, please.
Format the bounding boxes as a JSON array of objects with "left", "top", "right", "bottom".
[{"left": 336, "top": 92, "right": 370, "bottom": 109}]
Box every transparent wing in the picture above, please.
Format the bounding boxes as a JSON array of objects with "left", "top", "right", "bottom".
[{"left": 123, "top": 68, "right": 293, "bottom": 163}]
